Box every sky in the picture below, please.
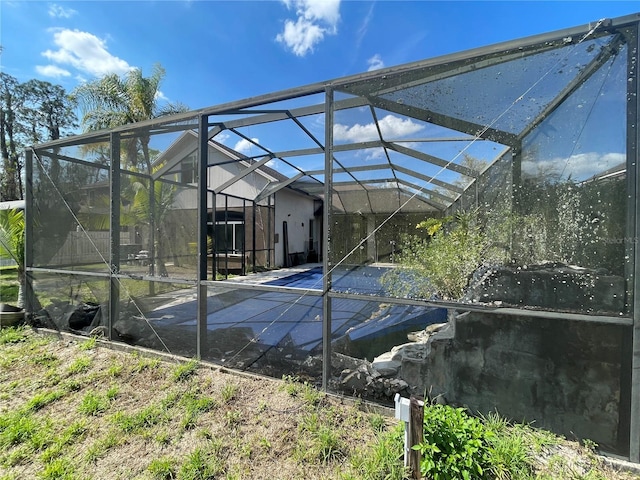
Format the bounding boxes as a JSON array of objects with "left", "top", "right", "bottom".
[{"left": 2, "top": 0, "right": 640, "bottom": 113}]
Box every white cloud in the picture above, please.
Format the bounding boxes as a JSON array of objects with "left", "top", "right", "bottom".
[
  {"left": 360, "top": 147, "right": 385, "bottom": 161},
  {"left": 35, "top": 64, "right": 71, "bottom": 78},
  {"left": 42, "top": 28, "right": 133, "bottom": 78},
  {"left": 155, "top": 90, "right": 169, "bottom": 102},
  {"left": 266, "top": 158, "right": 282, "bottom": 170},
  {"left": 522, "top": 152, "right": 625, "bottom": 181},
  {"left": 277, "top": 18, "right": 324, "bottom": 57},
  {"left": 367, "top": 54, "right": 384, "bottom": 71},
  {"left": 299, "top": 0, "right": 340, "bottom": 27},
  {"left": 333, "top": 114, "right": 424, "bottom": 142},
  {"left": 234, "top": 137, "right": 260, "bottom": 153},
  {"left": 48, "top": 3, "right": 77, "bottom": 18},
  {"left": 214, "top": 132, "right": 230, "bottom": 144},
  {"left": 355, "top": 2, "right": 374, "bottom": 50},
  {"left": 276, "top": 0, "right": 341, "bottom": 57}
]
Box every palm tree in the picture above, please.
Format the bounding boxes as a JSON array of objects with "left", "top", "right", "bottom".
[
  {"left": 0, "top": 208, "right": 25, "bottom": 308},
  {"left": 73, "top": 64, "right": 188, "bottom": 277},
  {"left": 72, "top": 63, "right": 188, "bottom": 172}
]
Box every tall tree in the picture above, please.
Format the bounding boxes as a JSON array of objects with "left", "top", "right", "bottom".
[
  {"left": 0, "top": 74, "right": 77, "bottom": 201},
  {"left": 0, "top": 73, "right": 22, "bottom": 201},
  {"left": 21, "top": 79, "right": 77, "bottom": 143}
]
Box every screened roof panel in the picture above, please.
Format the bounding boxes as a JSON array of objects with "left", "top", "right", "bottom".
[
  {"left": 261, "top": 158, "right": 302, "bottom": 179},
  {"left": 407, "top": 139, "right": 507, "bottom": 167},
  {"left": 332, "top": 149, "right": 390, "bottom": 169},
  {"left": 386, "top": 150, "right": 465, "bottom": 189},
  {"left": 333, "top": 107, "right": 378, "bottom": 146},
  {"left": 395, "top": 171, "right": 456, "bottom": 202},
  {"left": 228, "top": 117, "right": 323, "bottom": 156},
  {"left": 39, "top": 143, "right": 111, "bottom": 170},
  {"left": 521, "top": 42, "right": 628, "bottom": 183},
  {"left": 350, "top": 168, "right": 396, "bottom": 182},
  {"left": 30, "top": 16, "right": 636, "bottom": 219},
  {"left": 279, "top": 153, "right": 325, "bottom": 173},
  {"left": 395, "top": 189, "right": 442, "bottom": 213},
  {"left": 331, "top": 171, "right": 360, "bottom": 184},
  {"left": 377, "top": 35, "right": 619, "bottom": 138},
  {"left": 332, "top": 187, "right": 375, "bottom": 214}
]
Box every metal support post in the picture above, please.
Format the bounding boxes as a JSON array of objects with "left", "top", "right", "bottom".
[
  {"left": 109, "top": 134, "right": 121, "bottom": 341},
  {"left": 24, "top": 149, "right": 34, "bottom": 315},
  {"left": 628, "top": 24, "right": 640, "bottom": 463},
  {"left": 322, "top": 86, "right": 335, "bottom": 391},
  {"left": 197, "top": 115, "right": 209, "bottom": 359}
]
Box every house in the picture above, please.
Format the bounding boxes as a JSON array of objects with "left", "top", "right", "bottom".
[{"left": 132, "top": 130, "right": 322, "bottom": 276}]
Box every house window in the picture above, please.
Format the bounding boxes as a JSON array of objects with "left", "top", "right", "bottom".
[
  {"left": 214, "top": 221, "right": 244, "bottom": 254},
  {"left": 181, "top": 154, "right": 197, "bottom": 184}
]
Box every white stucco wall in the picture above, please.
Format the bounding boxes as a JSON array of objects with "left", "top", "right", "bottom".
[{"left": 274, "top": 188, "right": 317, "bottom": 267}]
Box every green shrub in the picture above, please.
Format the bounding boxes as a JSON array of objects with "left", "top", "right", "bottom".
[
  {"left": 381, "top": 211, "right": 488, "bottom": 300},
  {"left": 413, "top": 404, "right": 493, "bottom": 480}
]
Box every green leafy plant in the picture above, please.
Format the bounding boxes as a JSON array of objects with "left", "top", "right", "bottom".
[
  {"left": 0, "top": 209, "right": 25, "bottom": 308},
  {"left": 259, "top": 436, "right": 271, "bottom": 451},
  {"left": 180, "top": 392, "right": 216, "bottom": 430},
  {"left": 84, "top": 429, "right": 122, "bottom": 463},
  {"left": 280, "top": 374, "right": 323, "bottom": 406},
  {"left": 78, "top": 336, "right": 97, "bottom": 351},
  {"left": 368, "top": 413, "right": 387, "bottom": 433},
  {"left": 106, "top": 361, "right": 123, "bottom": 377},
  {"left": 295, "top": 410, "right": 346, "bottom": 465},
  {"left": 111, "top": 403, "right": 168, "bottom": 434},
  {"left": 382, "top": 210, "right": 488, "bottom": 300},
  {"left": 39, "top": 457, "right": 76, "bottom": 480},
  {"left": 0, "top": 410, "right": 38, "bottom": 448},
  {"left": 0, "top": 326, "right": 27, "bottom": 345},
  {"left": 131, "top": 354, "right": 160, "bottom": 374},
  {"left": 224, "top": 409, "right": 242, "bottom": 428},
  {"left": 413, "top": 404, "right": 494, "bottom": 480},
  {"left": 41, "top": 420, "right": 87, "bottom": 464},
  {"left": 314, "top": 426, "right": 344, "bottom": 464},
  {"left": 486, "top": 427, "right": 532, "bottom": 479},
  {"left": 24, "top": 389, "right": 64, "bottom": 412}
]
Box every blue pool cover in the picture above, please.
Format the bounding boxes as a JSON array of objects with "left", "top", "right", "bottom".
[{"left": 152, "top": 265, "right": 447, "bottom": 357}]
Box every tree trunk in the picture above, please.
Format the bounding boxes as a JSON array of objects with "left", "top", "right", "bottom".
[{"left": 16, "top": 268, "right": 25, "bottom": 310}]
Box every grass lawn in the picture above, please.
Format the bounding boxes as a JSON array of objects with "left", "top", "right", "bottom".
[
  {"left": 0, "top": 327, "right": 638, "bottom": 480},
  {"left": 0, "top": 268, "right": 18, "bottom": 305}
]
